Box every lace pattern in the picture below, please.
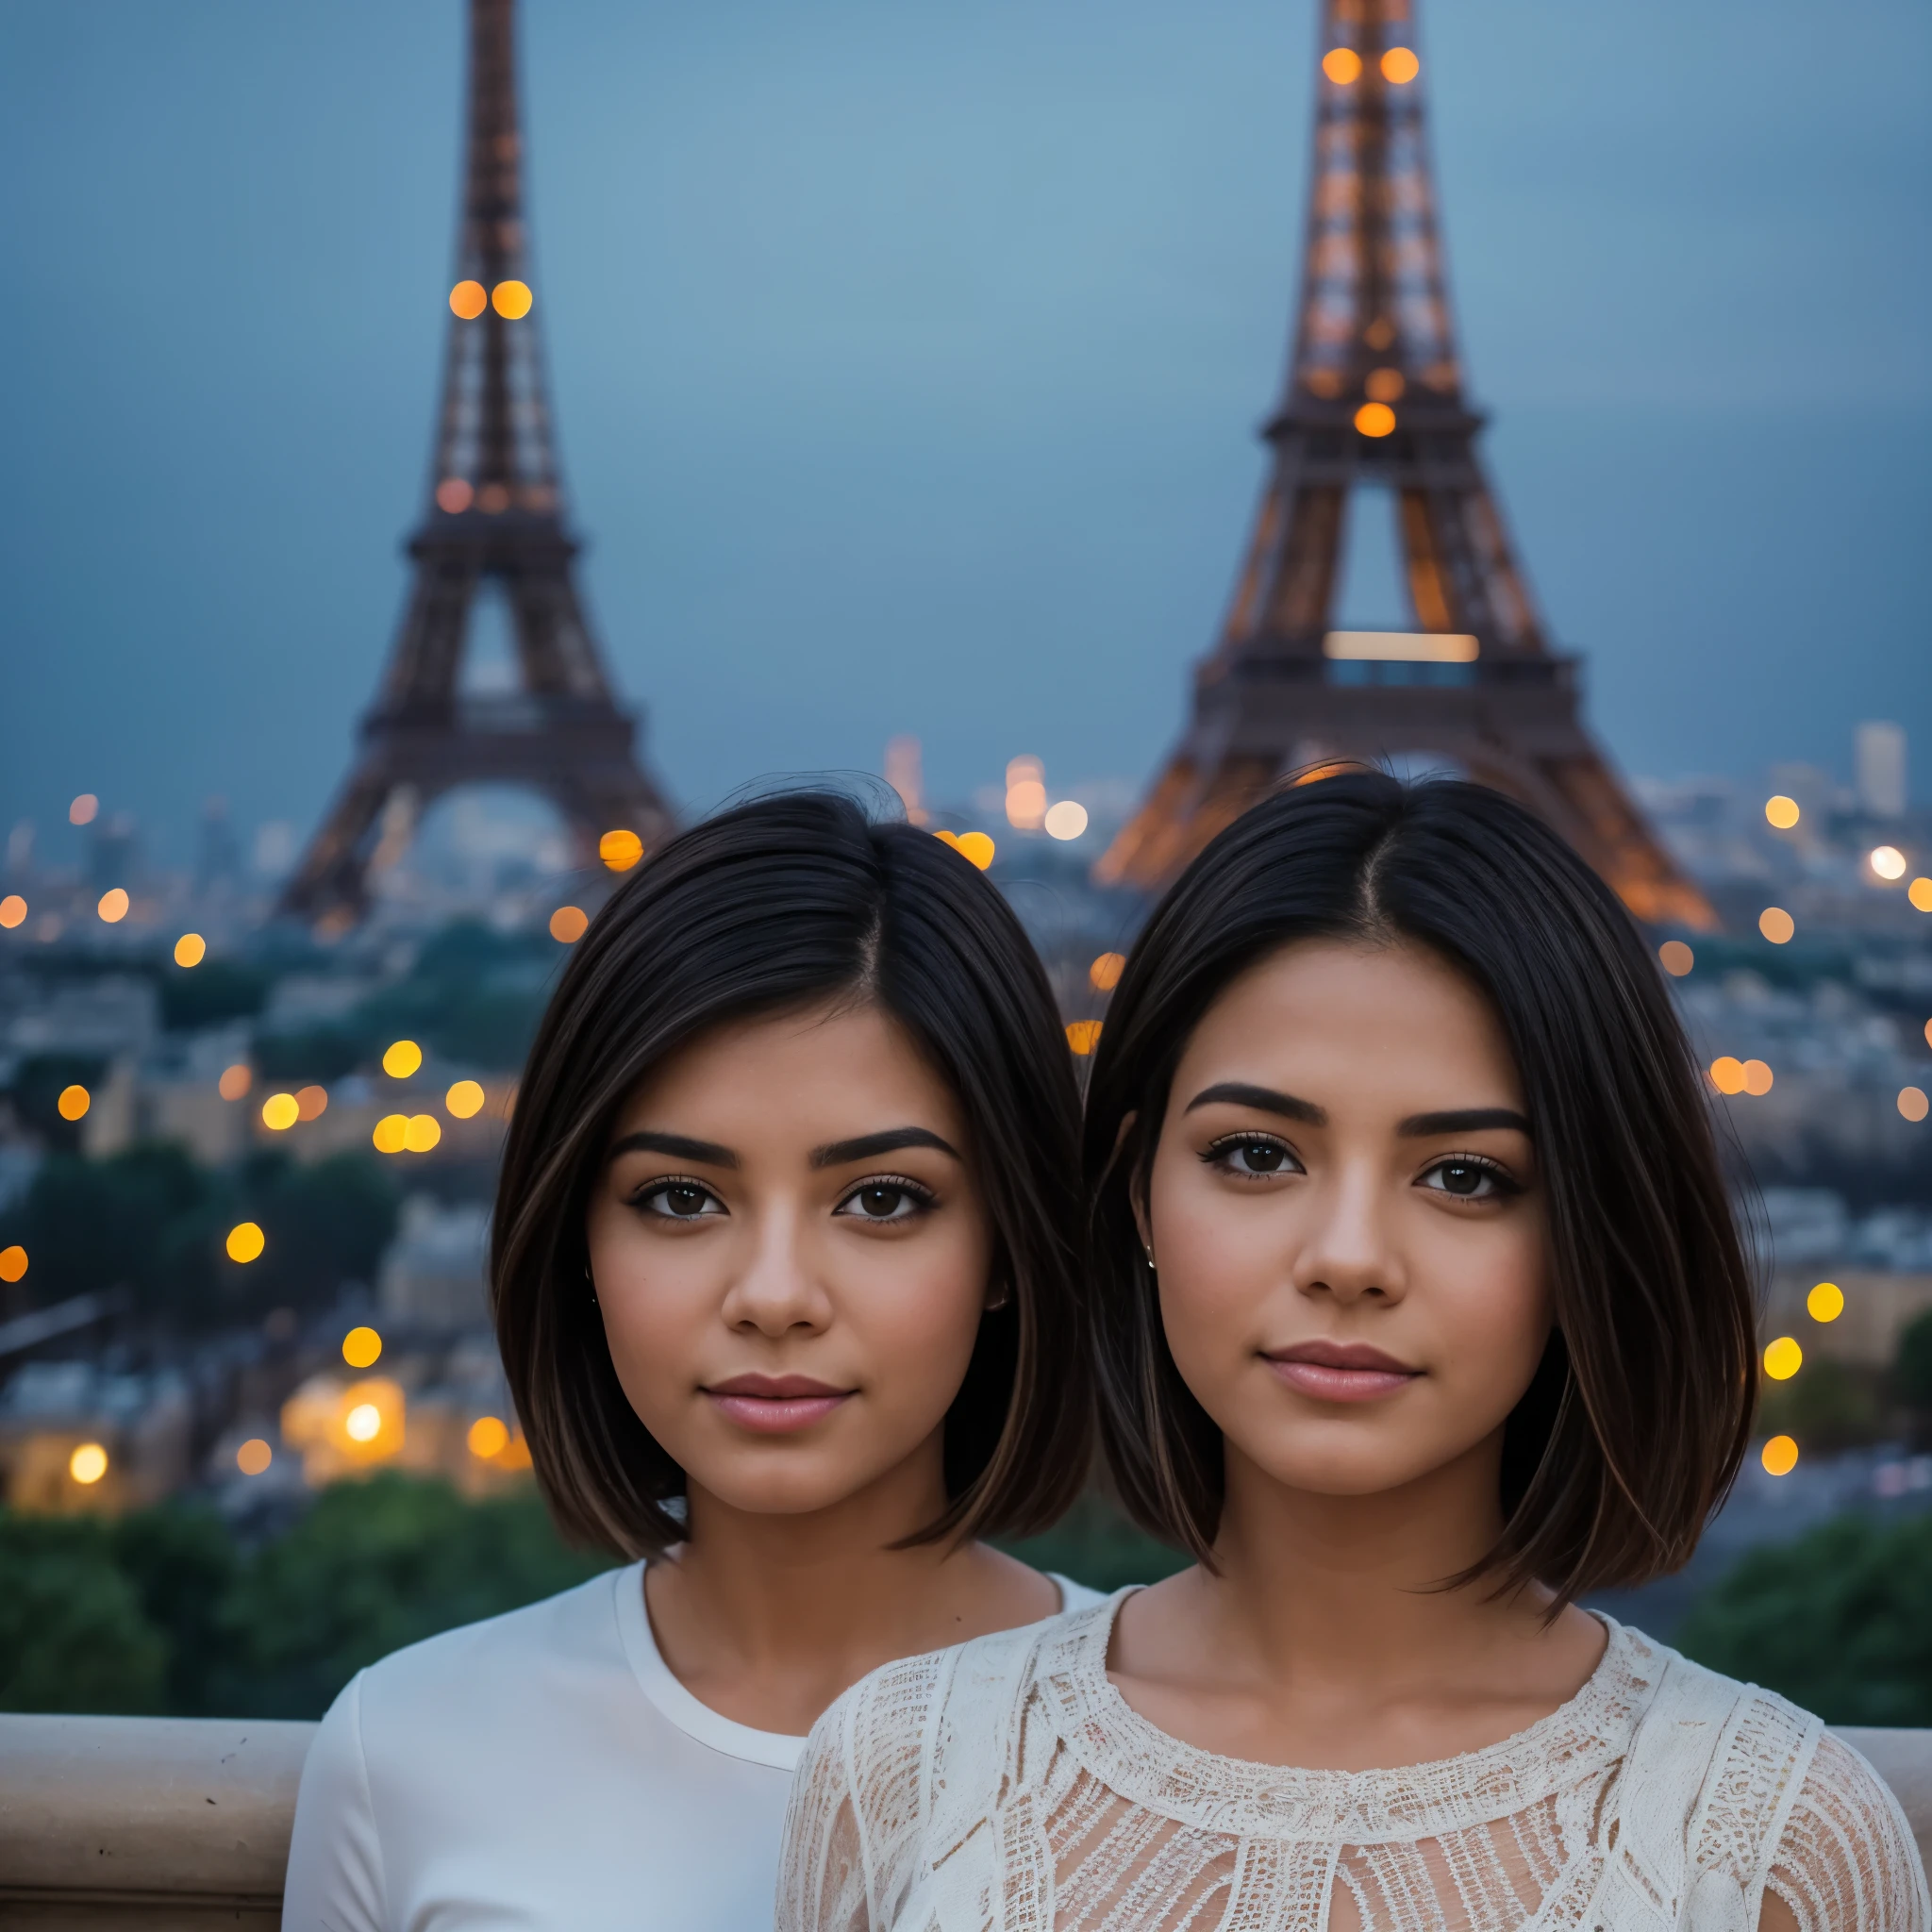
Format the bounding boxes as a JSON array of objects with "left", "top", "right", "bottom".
[{"left": 775, "top": 1594, "right": 1929, "bottom": 1932}]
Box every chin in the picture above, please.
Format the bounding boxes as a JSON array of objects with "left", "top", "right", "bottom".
[{"left": 1249, "top": 1432, "right": 1454, "bottom": 1499}]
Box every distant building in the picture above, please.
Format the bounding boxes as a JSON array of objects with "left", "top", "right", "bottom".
[
  {"left": 378, "top": 1196, "right": 491, "bottom": 1332},
  {"left": 0, "top": 1360, "right": 192, "bottom": 1513},
  {"left": 1856, "top": 722, "right": 1908, "bottom": 819}
]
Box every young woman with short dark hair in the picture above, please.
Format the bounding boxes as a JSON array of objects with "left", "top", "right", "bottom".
[
  {"left": 283, "top": 791, "right": 1100, "bottom": 1931},
  {"left": 780, "top": 773, "right": 1927, "bottom": 1932}
]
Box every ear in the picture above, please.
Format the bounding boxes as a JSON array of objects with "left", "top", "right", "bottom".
[{"left": 1115, "top": 1109, "right": 1154, "bottom": 1253}]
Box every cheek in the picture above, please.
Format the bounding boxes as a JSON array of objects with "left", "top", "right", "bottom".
[
  {"left": 839, "top": 1221, "right": 991, "bottom": 1412},
  {"left": 1424, "top": 1215, "right": 1552, "bottom": 1414},
  {"left": 1146, "top": 1162, "right": 1281, "bottom": 1353},
  {"left": 584, "top": 1206, "right": 720, "bottom": 1424}
]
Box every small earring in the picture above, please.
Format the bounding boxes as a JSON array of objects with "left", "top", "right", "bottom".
[
  {"left": 1143, "top": 1245, "right": 1157, "bottom": 1272},
  {"left": 986, "top": 1284, "right": 1011, "bottom": 1311}
]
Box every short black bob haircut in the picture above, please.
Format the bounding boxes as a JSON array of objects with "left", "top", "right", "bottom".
[
  {"left": 1084, "top": 772, "right": 1757, "bottom": 1607},
  {"left": 493, "top": 790, "right": 1091, "bottom": 1558}
]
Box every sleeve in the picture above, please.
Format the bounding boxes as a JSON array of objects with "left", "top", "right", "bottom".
[
  {"left": 280, "top": 1672, "right": 389, "bottom": 1932},
  {"left": 1765, "top": 1731, "right": 1930, "bottom": 1932},
  {"left": 774, "top": 1694, "right": 873, "bottom": 1932}
]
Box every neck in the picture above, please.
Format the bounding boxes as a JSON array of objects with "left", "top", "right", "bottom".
[
  {"left": 1204, "top": 1429, "right": 1546, "bottom": 1690},
  {"left": 662, "top": 1445, "right": 959, "bottom": 1673}
]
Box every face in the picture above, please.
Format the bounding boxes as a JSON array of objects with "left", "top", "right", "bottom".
[
  {"left": 584, "top": 1001, "right": 996, "bottom": 1522},
  {"left": 1139, "top": 938, "right": 1550, "bottom": 1507}
]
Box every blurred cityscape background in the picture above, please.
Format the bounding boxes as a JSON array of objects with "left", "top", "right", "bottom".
[{"left": 1, "top": 0, "right": 1928, "bottom": 1724}]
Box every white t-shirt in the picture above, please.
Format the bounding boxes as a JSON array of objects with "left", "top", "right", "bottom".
[{"left": 281, "top": 1559, "right": 1104, "bottom": 1932}]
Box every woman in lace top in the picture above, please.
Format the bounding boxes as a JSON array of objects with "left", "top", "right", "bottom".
[{"left": 778, "top": 774, "right": 1929, "bottom": 1932}]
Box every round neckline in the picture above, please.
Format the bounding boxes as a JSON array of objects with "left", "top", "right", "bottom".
[
  {"left": 616, "top": 1560, "right": 1093, "bottom": 1773},
  {"left": 1036, "top": 1591, "right": 1662, "bottom": 1842},
  {"left": 613, "top": 1562, "right": 805, "bottom": 1771}
]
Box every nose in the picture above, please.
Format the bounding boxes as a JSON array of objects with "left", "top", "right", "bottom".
[
  {"left": 1291, "top": 1161, "right": 1405, "bottom": 1307},
  {"left": 717, "top": 1199, "right": 835, "bottom": 1338}
]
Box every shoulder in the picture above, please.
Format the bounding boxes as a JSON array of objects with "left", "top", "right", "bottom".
[
  {"left": 1615, "top": 1624, "right": 1929, "bottom": 1931},
  {"left": 1767, "top": 1730, "right": 1930, "bottom": 1932},
  {"left": 342, "top": 1564, "right": 629, "bottom": 1750}
]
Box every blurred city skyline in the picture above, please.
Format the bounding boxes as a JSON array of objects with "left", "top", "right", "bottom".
[{"left": 1, "top": 0, "right": 1927, "bottom": 871}]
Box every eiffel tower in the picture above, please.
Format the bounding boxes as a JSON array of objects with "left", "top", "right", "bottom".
[
  {"left": 283, "top": 0, "right": 672, "bottom": 927},
  {"left": 1098, "top": 2, "right": 1711, "bottom": 929}
]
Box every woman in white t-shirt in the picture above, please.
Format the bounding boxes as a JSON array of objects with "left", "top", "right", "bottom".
[
  {"left": 282, "top": 791, "right": 1105, "bottom": 1931},
  {"left": 779, "top": 774, "right": 1927, "bottom": 1932}
]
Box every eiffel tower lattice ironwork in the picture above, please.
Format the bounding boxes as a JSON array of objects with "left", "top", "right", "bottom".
[
  {"left": 1098, "top": 1, "right": 1711, "bottom": 929},
  {"left": 282, "top": 0, "right": 672, "bottom": 927}
]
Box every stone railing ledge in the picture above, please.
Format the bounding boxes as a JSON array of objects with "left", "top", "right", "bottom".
[
  {"left": 0, "top": 1712, "right": 318, "bottom": 1929},
  {"left": 0, "top": 1713, "right": 1925, "bottom": 1924}
]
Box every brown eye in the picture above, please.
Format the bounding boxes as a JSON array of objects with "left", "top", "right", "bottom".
[
  {"left": 1420, "top": 1158, "right": 1513, "bottom": 1200},
  {"left": 1209, "top": 1137, "right": 1299, "bottom": 1176},
  {"left": 834, "top": 1178, "right": 933, "bottom": 1223},
  {"left": 638, "top": 1181, "right": 722, "bottom": 1221}
]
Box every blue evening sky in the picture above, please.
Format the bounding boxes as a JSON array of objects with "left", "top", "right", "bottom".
[{"left": 1, "top": 0, "right": 1926, "bottom": 865}]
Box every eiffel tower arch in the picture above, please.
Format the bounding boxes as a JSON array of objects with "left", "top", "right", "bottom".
[
  {"left": 283, "top": 0, "right": 673, "bottom": 929},
  {"left": 1099, "top": 2, "right": 1712, "bottom": 931}
]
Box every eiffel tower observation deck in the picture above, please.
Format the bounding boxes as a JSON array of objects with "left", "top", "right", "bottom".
[
  {"left": 1099, "top": 0, "right": 1712, "bottom": 931},
  {"left": 282, "top": 0, "right": 672, "bottom": 929}
]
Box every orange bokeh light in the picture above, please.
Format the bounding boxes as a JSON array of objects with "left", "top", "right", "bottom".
[
  {"left": 599, "top": 828, "right": 643, "bottom": 872},
  {"left": 1090, "top": 952, "right": 1126, "bottom": 992},
  {"left": 449, "top": 279, "right": 488, "bottom": 319},
  {"left": 550, "top": 905, "right": 589, "bottom": 943},
  {"left": 1354, "top": 402, "right": 1397, "bottom": 438},
  {"left": 218, "top": 1063, "right": 253, "bottom": 1102},
  {"left": 1381, "top": 46, "right": 1421, "bottom": 84},
  {"left": 0, "top": 895, "right": 25, "bottom": 929},
  {"left": 436, "top": 478, "right": 475, "bottom": 513},
  {"left": 1322, "top": 47, "right": 1362, "bottom": 84},
  {"left": 491, "top": 279, "right": 533, "bottom": 319}
]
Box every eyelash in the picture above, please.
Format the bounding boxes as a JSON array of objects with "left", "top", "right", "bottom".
[
  {"left": 1202, "top": 1132, "right": 1301, "bottom": 1179},
  {"left": 1199, "top": 1137, "right": 1524, "bottom": 1199},
  {"left": 1420, "top": 1153, "right": 1523, "bottom": 1200},
  {"left": 834, "top": 1174, "right": 938, "bottom": 1222},
  {"left": 625, "top": 1173, "right": 941, "bottom": 1222},
  {"left": 628, "top": 1174, "right": 721, "bottom": 1220}
]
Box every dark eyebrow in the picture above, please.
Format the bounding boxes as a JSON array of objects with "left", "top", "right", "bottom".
[
  {"left": 1398, "top": 1108, "right": 1532, "bottom": 1139},
  {"left": 606, "top": 1130, "right": 739, "bottom": 1169},
  {"left": 810, "top": 1127, "right": 961, "bottom": 1170},
  {"left": 1182, "top": 1082, "right": 1326, "bottom": 1126}
]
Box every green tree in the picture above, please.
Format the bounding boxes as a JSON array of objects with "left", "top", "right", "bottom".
[
  {"left": 0, "top": 1143, "right": 224, "bottom": 1319},
  {"left": 156, "top": 959, "right": 270, "bottom": 1032},
  {"left": 1894, "top": 1308, "right": 1932, "bottom": 1419},
  {"left": 213, "top": 1474, "right": 607, "bottom": 1717},
  {"left": 239, "top": 1151, "right": 399, "bottom": 1315},
  {"left": 1677, "top": 1512, "right": 1932, "bottom": 1724},
  {"left": 0, "top": 1513, "right": 168, "bottom": 1714},
  {"left": 1755, "top": 1357, "right": 1884, "bottom": 1452},
  {"left": 7, "top": 1054, "right": 108, "bottom": 1154},
  {"left": 110, "top": 1503, "right": 241, "bottom": 1715}
]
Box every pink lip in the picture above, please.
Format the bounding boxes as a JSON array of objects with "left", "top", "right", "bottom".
[
  {"left": 1263, "top": 1341, "right": 1420, "bottom": 1404},
  {"left": 704, "top": 1374, "right": 854, "bottom": 1435}
]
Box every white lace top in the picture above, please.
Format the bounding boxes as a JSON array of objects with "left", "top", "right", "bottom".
[{"left": 777, "top": 1591, "right": 1928, "bottom": 1932}]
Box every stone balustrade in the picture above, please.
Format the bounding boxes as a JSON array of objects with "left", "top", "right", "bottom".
[{"left": 0, "top": 1714, "right": 1926, "bottom": 1925}]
